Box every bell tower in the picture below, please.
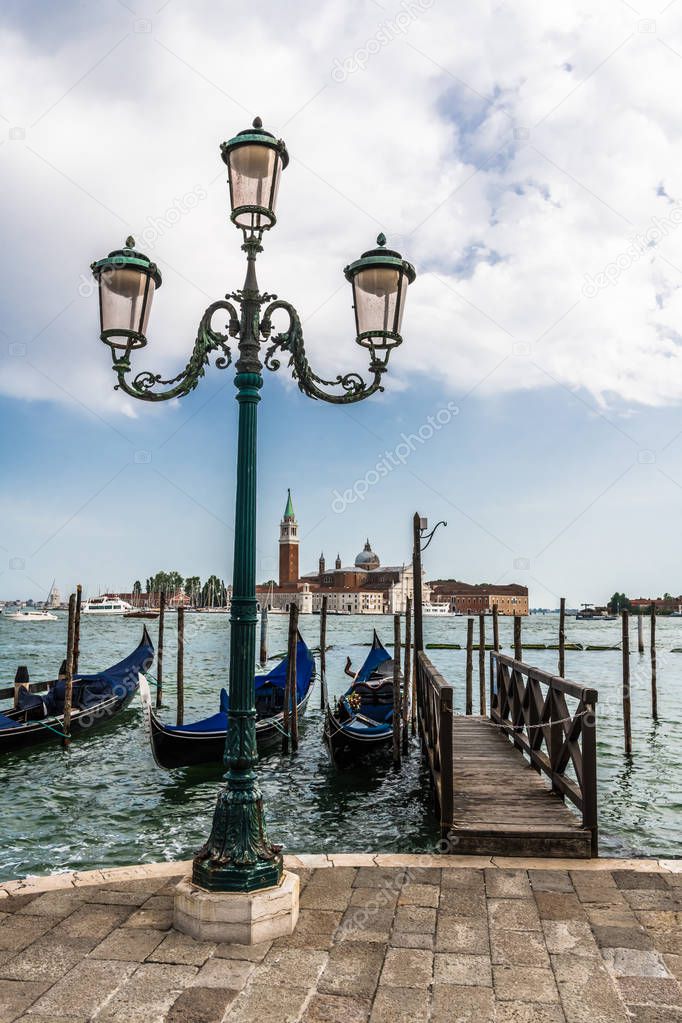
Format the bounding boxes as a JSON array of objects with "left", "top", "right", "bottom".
[{"left": 278, "top": 489, "right": 299, "bottom": 588}]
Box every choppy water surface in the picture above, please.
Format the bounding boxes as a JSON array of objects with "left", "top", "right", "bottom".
[{"left": 0, "top": 611, "right": 679, "bottom": 880}]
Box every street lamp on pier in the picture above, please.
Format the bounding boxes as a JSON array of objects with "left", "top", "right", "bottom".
[{"left": 91, "top": 117, "right": 415, "bottom": 901}]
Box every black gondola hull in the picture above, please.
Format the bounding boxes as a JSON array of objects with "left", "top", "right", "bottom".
[{"left": 323, "top": 709, "right": 393, "bottom": 766}]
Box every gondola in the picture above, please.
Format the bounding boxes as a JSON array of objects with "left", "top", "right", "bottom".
[
  {"left": 139, "top": 634, "right": 316, "bottom": 769},
  {"left": 0, "top": 627, "right": 154, "bottom": 754},
  {"left": 324, "top": 630, "right": 399, "bottom": 766}
]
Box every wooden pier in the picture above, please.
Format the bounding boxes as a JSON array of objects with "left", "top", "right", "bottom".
[{"left": 416, "top": 648, "right": 598, "bottom": 858}]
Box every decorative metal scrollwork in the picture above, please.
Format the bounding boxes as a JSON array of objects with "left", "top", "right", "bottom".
[{"left": 260, "top": 299, "right": 385, "bottom": 405}]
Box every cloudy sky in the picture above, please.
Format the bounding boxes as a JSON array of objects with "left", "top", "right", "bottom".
[{"left": 2, "top": 0, "right": 682, "bottom": 607}]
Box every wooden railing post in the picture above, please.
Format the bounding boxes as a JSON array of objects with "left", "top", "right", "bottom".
[
  {"left": 320, "top": 595, "right": 328, "bottom": 710},
  {"left": 439, "top": 683, "right": 454, "bottom": 838},
  {"left": 403, "top": 596, "right": 412, "bottom": 752},
  {"left": 558, "top": 597, "right": 566, "bottom": 678},
  {"left": 176, "top": 605, "right": 185, "bottom": 727},
  {"left": 582, "top": 691, "right": 599, "bottom": 855},
  {"left": 622, "top": 609, "right": 632, "bottom": 755},
  {"left": 478, "top": 614, "right": 486, "bottom": 716},
  {"left": 650, "top": 604, "right": 657, "bottom": 720}
]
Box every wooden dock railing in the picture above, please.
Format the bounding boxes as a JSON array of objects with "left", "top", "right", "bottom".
[
  {"left": 490, "top": 652, "right": 598, "bottom": 855},
  {"left": 416, "top": 651, "right": 454, "bottom": 836}
]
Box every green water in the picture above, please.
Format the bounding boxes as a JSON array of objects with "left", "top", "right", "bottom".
[{"left": 0, "top": 612, "right": 679, "bottom": 881}]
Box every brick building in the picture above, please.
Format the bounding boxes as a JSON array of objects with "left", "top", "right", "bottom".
[{"left": 428, "top": 579, "right": 529, "bottom": 616}]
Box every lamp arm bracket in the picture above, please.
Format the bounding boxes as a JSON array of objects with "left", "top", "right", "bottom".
[
  {"left": 260, "top": 299, "right": 385, "bottom": 405},
  {"left": 114, "top": 300, "right": 239, "bottom": 402},
  {"left": 420, "top": 520, "right": 448, "bottom": 552}
]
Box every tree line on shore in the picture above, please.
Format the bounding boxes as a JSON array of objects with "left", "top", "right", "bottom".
[
  {"left": 608, "top": 591, "right": 681, "bottom": 614},
  {"left": 133, "top": 572, "right": 229, "bottom": 607}
]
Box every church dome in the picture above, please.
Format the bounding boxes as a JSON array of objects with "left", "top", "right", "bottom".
[{"left": 355, "top": 539, "right": 379, "bottom": 570}]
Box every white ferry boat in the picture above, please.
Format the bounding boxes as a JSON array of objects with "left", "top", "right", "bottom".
[
  {"left": 6, "top": 609, "right": 58, "bottom": 622},
  {"left": 82, "top": 595, "right": 134, "bottom": 616},
  {"left": 422, "top": 602, "right": 458, "bottom": 616}
]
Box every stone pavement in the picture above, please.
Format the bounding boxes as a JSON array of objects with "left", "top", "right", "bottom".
[{"left": 0, "top": 856, "right": 681, "bottom": 1022}]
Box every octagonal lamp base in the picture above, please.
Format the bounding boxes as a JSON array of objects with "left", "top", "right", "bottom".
[{"left": 173, "top": 870, "right": 299, "bottom": 945}]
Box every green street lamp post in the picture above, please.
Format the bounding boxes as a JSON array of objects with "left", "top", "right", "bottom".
[{"left": 91, "top": 118, "right": 416, "bottom": 895}]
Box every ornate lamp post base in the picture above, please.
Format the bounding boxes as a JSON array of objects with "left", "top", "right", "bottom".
[{"left": 173, "top": 872, "right": 299, "bottom": 944}]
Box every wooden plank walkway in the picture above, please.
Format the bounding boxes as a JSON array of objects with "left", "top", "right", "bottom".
[{"left": 444, "top": 716, "right": 593, "bottom": 858}]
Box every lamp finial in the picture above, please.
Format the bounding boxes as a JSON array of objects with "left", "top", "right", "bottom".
[
  {"left": 125, "top": 235, "right": 135, "bottom": 248},
  {"left": 376, "top": 233, "right": 386, "bottom": 247},
  {"left": 253, "top": 116, "right": 263, "bottom": 129}
]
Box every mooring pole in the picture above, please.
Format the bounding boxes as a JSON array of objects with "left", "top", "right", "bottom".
[
  {"left": 465, "top": 618, "right": 474, "bottom": 715},
  {"left": 13, "top": 666, "right": 29, "bottom": 709},
  {"left": 320, "top": 595, "right": 328, "bottom": 710},
  {"left": 637, "top": 611, "right": 644, "bottom": 655},
  {"left": 176, "top": 605, "right": 185, "bottom": 726},
  {"left": 62, "top": 593, "right": 76, "bottom": 748},
  {"left": 478, "top": 614, "right": 486, "bottom": 716},
  {"left": 514, "top": 614, "right": 522, "bottom": 662},
  {"left": 156, "top": 591, "right": 165, "bottom": 709},
  {"left": 650, "top": 604, "right": 657, "bottom": 720},
  {"left": 622, "top": 609, "right": 632, "bottom": 755},
  {"left": 558, "top": 597, "right": 566, "bottom": 678},
  {"left": 73, "top": 584, "right": 82, "bottom": 675},
  {"left": 282, "top": 604, "right": 298, "bottom": 753},
  {"left": 393, "top": 613, "right": 401, "bottom": 767},
  {"left": 259, "top": 604, "right": 268, "bottom": 667},
  {"left": 403, "top": 596, "right": 412, "bottom": 752}
]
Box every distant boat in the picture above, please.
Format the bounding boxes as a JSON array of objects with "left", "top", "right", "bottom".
[
  {"left": 139, "top": 634, "right": 316, "bottom": 769},
  {"left": 6, "top": 609, "right": 58, "bottom": 623},
  {"left": 123, "top": 610, "right": 159, "bottom": 620},
  {"left": 82, "top": 595, "right": 134, "bottom": 616},
  {"left": 422, "top": 602, "right": 456, "bottom": 616},
  {"left": 0, "top": 627, "right": 154, "bottom": 754},
  {"left": 576, "top": 604, "right": 616, "bottom": 621}
]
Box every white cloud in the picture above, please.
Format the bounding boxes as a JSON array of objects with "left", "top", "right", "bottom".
[{"left": 2, "top": 0, "right": 682, "bottom": 414}]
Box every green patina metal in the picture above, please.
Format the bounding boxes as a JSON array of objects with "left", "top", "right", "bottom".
[{"left": 90, "top": 121, "right": 415, "bottom": 893}]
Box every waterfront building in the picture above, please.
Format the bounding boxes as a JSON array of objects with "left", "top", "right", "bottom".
[
  {"left": 256, "top": 492, "right": 428, "bottom": 614},
  {"left": 428, "top": 579, "right": 529, "bottom": 615}
]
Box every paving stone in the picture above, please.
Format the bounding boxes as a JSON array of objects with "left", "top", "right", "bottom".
[
  {"left": 403, "top": 867, "right": 441, "bottom": 886},
  {"left": 439, "top": 888, "right": 488, "bottom": 917},
  {"left": 27, "top": 959, "right": 137, "bottom": 1017},
  {"left": 639, "top": 912, "right": 682, "bottom": 933},
  {"left": 16, "top": 890, "right": 84, "bottom": 919},
  {"left": 51, "top": 904, "right": 129, "bottom": 940},
  {"left": 551, "top": 953, "right": 630, "bottom": 1022},
  {"left": 390, "top": 931, "right": 434, "bottom": 949},
  {"left": 585, "top": 904, "right": 639, "bottom": 927},
  {"left": 493, "top": 964, "right": 559, "bottom": 1003},
  {"left": 349, "top": 887, "right": 399, "bottom": 911},
  {"left": 0, "top": 915, "right": 54, "bottom": 952},
  {"left": 354, "top": 868, "right": 408, "bottom": 889},
  {"left": 617, "top": 976, "right": 682, "bottom": 1007},
  {"left": 603, "top": 947, "right": 671, "bottom": 978},
  {"left": 121, "top": 907, "right": 173, "bottom": 930},
  {"left": 140, "top": 894, "right": 174, "bottom": 911},
  {"left": 440, "top": 869, "right": 485, "bottom": 890},
  {"left": 166, "top": 985, "right": 238, "bottom": 1023},
  {"left": 226, "top": 983, "right": 310, "bottom": 1023},
  {"left": 529, "top": 870, "right": 574, "bottom": 894},
  {"left": 213, "top": 940, "right": 271, "bottom": 961},
  {"left": 434, "top": 952, "right": 493, "bottom": 987},
  {"left": 369, "top": 985, "right": 429, "bottom": 1023},
  {"left": 80, "top": 888, "right": 150, "bottom": 907},
  {"left": 393, "top": 905, "right": 436, "bottom": 934},
  {"left": 626, "top": 1008, "right": 682, "bottom": 1022},
  {"left": 0, "top": 896, "right": 38, "bottom": 915},
  {"left": 491, "top": 927, "right": 549, "bottom": 967},
  {"left": 613, "top": 872, "right": 670, "bottom": 891},
  {"left": 592, "top": 924, "right": 654, "bottom": 950},
  {"left": 300, "top": 886, "right": 352, "bottom": 912},
  {"left": 273, "top": 910, "right": 342, "bottom": 950},
  {"left": 95, "top": 962, "right": 198, "bottom": 1022},
  {"left": 435, "top": 916, "right": 489, "bottom": 954},
  {"left": 337, "top": 907, "right": 394, "bottom": 943},
  {"left": 301, "top": 993, "right": 371, "bottom": 1023},
  {"left": 255, "top": 948, "right": 327, "bottom": 988},
  {"left": 665, "top": 955, "right": 682, "bottom": 982},
  {"left": 98, "top": 877, "right": 170, "bottom": 895},
  {"left": 625, "top": 892, "right": 682, "bottom": 912},
  {"left": 306, "top": 868, "right": 357, "bottom": 888},
  {"left": 89, "top": 926, "right": 165, "bottom": 961},
  {"left": 488, "top": 897, "right": 541, "bottom": 932},
  {"left": 191, "top": 957, "right": 255, "bottom": 990},
  {"left": 0, "top": 978, "right": 50, "bottom": 1021},
  {"left": 398, "top": 884, "right": 439, "bottom": 908},
  {"left": 430, "top": 983, "right": 495, "bottom": 1022},
  {"left": 318, "top": 942, "right": 384, "bottom": 998},
  {"left": 147, "top": 930, "right": 216, "bottom": 966},
  {"left": 379, "top": 947, "right": 432, "bottom": 987},
  {"left": 484, "top": 870, "right": 531, "bottom": 899},
  {"left": 495, "top": 1003, "right": 567, "bottom": 1022},
  {"left": 0, "top": 935, "right": 96, "bottom": 982},
  {"left": 534, "top": 893, "right": 587, "bottom": 921},
  {"left": 542, "top": 920, "right": 599, "bottom": 958}
]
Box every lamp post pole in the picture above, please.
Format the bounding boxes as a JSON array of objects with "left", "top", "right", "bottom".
[{"left": 90, "top": 118, "right": 415, "bottom": 895}]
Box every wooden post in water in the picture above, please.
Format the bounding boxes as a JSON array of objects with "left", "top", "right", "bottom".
[
  {"left": 637, "top": 611, "right": 644, "bottom": 655},
  {"left": 13, "top": 667, "right": 29, "bottom": 709},
  {"left": 650, "top": 604, "right": 657, "bottom": 720},
  {"left": 478, "top": 614, "right": 486, "bottom": 715},
  {"left": 156, "top": 591, "right": 166, "bottom": 709},
  {"left": 622, "top": 609, "right": 632, "bottom": 754},
  {"left": 393, "top": 613, "right": 401, "bottom": 766},
  {"left": 492, "top": 603, "right": 499, "bottom": 651},
  {"left": 282, "top": 604, "right": 298, "bottom": 753},
  {"left": 403, "top": 597, "right": 412, "bottom": 752},
  {"left": 558, "top": 597, "right": 566, "bottom": 678},
  {"left": 62, "top": 593, "right": 76, "bottom": 748},
  {"left": 412, "top": 512, "right": 424, "bottom": 743},
  {"left": 465, "top": 618, "right": 474, "bottom": 715},
  {"left": 259, "top": 605, "right": 268, "bottom": 667},
  {"left": 73, "top": 584, "right": 82, "bottom": 675},
  {"left": 514, "top": 614, "right": 522, "bottom": 662},
  {"left": 320, "top": 595, "right": 328, "bottom": 710},
  {"left": 176, "top": 606, "right": 185, "bottom": 726}
]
